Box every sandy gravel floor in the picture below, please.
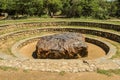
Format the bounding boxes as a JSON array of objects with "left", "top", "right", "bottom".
[
  {"left": 0, "top": 70, "right": 120, "bottom": 80},
  {"left": 19, "top": 42, "right": 105, "bottom": 59}
]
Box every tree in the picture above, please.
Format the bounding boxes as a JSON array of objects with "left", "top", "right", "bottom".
[
  {"left": 91, "top": 0, "right": 110, "bottom": 19},
  {"left": 61, "top": 0, "right": 83, "bottom": 17},
  {"left": 12, "top": 0, "right": 44, "bottom": 16},
  {"left": 14, "top": 0, "right": 34, "bottom": 15},
  {"left": 116, "top": 0, "right": 120, "bottom": 17},
  {"left": 44, "top": 0, "right": 62, "bottom": 17},
  {"left": 80, "top": 0, "right": 94, "bottom": 17},
  {"left": 107, "top": 0, "right": 117, "bottom": 17},
  {"left": 25, "top": 0, "right": 44, "bottom": 16},
  {"left": 61, "top": 0, "right": 97, "bottom": 18},
  {"left": 61, "top": 0, "right": 70, "bottom": 16},
  {"left": 0, "top": 0, "right": 119, "bottom": 19},
  {"left": 0, "top": 0, "right": 16, "bottom": 15}
]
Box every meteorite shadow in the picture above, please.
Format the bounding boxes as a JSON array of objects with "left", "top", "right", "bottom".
[{"left": 32, "top": 51, "right": 37, "bottom": 59}]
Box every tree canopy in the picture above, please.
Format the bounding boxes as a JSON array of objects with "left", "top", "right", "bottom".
[{"left": 0, "top": 0, "right": 120, "bottom": 19}]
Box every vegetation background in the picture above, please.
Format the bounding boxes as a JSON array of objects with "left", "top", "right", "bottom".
[{"left": 0, "top": 0, "right": 120, "bottom": 19}]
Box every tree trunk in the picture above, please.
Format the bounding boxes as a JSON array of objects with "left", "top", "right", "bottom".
[{"left": 49, "top": 10, "right": 53, "bottom": 18}]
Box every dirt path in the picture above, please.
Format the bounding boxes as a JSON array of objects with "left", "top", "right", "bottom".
[
  {"left": 19, "top": 42, "right": 105, "bottom": 59},
  {"left": 0, "top": 70, "right": 120, "bottom": 80}
]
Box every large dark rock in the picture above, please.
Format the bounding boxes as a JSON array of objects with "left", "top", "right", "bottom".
[{"left": 35, "top": 33, "right": 88, "bottom": 59}]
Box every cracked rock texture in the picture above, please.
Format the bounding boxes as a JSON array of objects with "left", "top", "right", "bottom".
[{"left": 35, "top": 33, "right": 88, "bottom": 59}]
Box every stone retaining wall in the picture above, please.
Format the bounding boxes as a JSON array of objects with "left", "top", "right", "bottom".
[
  {"left": 68, "top": 22, "right": 120, "bottom": 31},
  {"left": 0, "top": 22, "right": 119, "bottom": 72},
  {"left": 0, "top": 28, "right": 120, "bottom": 43},
  {"left": 42, "top": 28, "right": 120, "bottom": 43},
  {"left": 0, "top": 21, "right": 120, "bottom": 31}
]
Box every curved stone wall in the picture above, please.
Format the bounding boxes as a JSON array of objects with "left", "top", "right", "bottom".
[
  {"left": 0, "top": 21, "right": 120, "bottom": 31},
  {"left": 0, "top": 22, "right": 119, "bottom": 72},
  {"left": 68, "top": 22, "right": 120, "bottom": 31},
  {"left": 0, "top": 28, "right": 119, "bottom": 44},
  {"left": 11, "top": 34, "right": 116, "bottom": 59},
  {"left": 0, "top": 27, "right": 119, "bottom": 60},
  {"left": 43, "top": 28, "right": 120, "bottom": 43}
]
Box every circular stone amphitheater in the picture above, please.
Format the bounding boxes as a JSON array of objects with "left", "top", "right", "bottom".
[{"left": 0, "top": 21, "right": 120, "bottom": 72}]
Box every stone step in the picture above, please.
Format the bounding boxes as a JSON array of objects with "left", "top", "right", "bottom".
[
  {"left": 0, "top": 52, "right": 15, "bottom": 60},
  {"left": 0, "top": 59, "right": 120, "bottom": 72}
]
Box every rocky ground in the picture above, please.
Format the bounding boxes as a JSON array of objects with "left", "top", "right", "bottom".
[{"left": 0, "top": 59, "right": 120, "bottom": 73}]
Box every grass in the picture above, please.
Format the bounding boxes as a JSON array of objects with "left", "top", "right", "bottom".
[
  {"left": 0, "top": 58, "right": 3, "bottom": 60},
  {"left": 0, "top": 17, "right": 120, "bottom": 25},
  {"left": 97, "top": 69, "right": 120, "bottom": 76},
  {"left": 23, "top": 69, "right": 29, "bottom": 73},
  {"left": 97, "top": 69, "right": 112, "bottom": 76},
  {"left": 110, "top": 69, "right": 120, "bottom": 75},
  {"left": 0, "top": 66, "right": 18, "bottom": 71},
  {"left": 59, "top": 71, "right": 66, "bottom": 76},
  {"left": 0, "top": 25, "right": 120, "bottom": 35}
]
